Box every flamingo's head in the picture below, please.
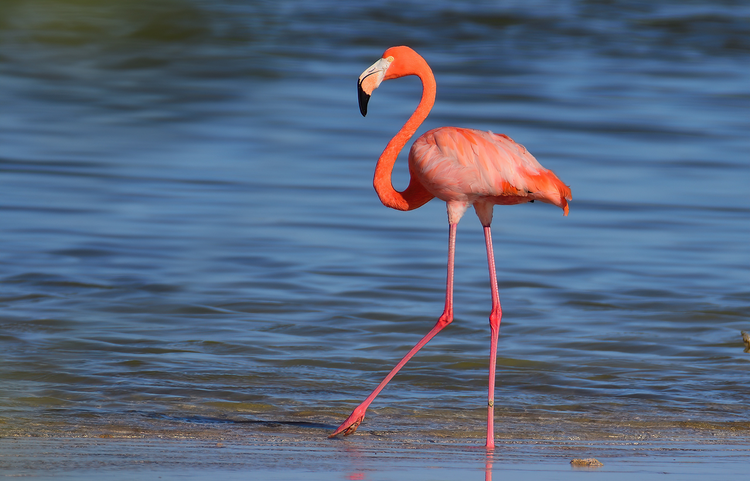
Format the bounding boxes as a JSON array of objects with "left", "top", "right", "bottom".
[
  {"left": 357, "top": 46, "right": 429, "bottom": 117},
  {"left": 357, "top": 55, "right": 393, "bottom": 116}
]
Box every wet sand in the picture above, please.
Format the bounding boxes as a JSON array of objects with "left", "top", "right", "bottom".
[{"left": 2, "top": 422, "right": 749, "bottom": 480}]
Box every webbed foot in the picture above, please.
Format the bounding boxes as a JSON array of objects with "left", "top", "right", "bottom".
[{"left": 329, "top": 405, "right": 367, "bottom": 438}]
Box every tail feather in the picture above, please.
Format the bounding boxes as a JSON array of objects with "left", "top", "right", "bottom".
[{"left": 527, "top": 170, "right": 572, "bottom": 216}]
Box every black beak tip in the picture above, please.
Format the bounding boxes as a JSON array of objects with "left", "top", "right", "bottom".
[{"left": 357, "top": 80, "right": 370, "bottom": 117}]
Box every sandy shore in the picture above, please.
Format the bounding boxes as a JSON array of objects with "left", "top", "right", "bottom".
[{"left": 2, "top": 427, "right": 749, "bottom": 480}]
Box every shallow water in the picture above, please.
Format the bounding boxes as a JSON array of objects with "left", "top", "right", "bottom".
[{"left": 1, "top": 0, "right": 749, "bottom": 442}]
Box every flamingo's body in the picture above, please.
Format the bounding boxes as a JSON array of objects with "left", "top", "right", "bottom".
[
  {"left": 330, "top": 46, "right": 571, "bottom": 449},
  {"left": 411, "top": 127, "right": 570, "bottom": 222}
]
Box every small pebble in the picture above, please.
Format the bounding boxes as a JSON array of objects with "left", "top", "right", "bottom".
[{"left": 570, "top": 458, "right": 603, "bottom": 467}]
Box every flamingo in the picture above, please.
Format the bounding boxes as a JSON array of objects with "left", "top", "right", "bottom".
[{"left": 329, "top": 46, "right": 571, "bottom": 449}]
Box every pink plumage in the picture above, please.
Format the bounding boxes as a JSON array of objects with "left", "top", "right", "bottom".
[{"left": 410, "top": 127, "right": 571, "bottom": 224}]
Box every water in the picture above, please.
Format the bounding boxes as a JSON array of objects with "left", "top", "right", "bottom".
[{"left": 1, "top": 0, "right": 748, "bottom": 442}]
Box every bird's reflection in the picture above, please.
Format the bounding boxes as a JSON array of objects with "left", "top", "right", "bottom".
[
  {"left": 338, "top": 444, "right": 367, "bottom": 481},
  {"left": 336, "top": 440, "right": 497, "bottom": 481}
]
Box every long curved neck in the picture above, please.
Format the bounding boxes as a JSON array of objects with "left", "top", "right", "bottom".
[{"left": 373, "top": 60, "right": 436, "bottom": 211}]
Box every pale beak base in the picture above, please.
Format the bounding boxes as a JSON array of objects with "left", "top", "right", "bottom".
[{"left": 357, "top": 57, "right": 393, "bottom": 117}]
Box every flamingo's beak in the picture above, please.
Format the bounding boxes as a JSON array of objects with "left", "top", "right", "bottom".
[
  {"left": 357, "top": 56, "right": 392, "bottom": 117},
  {"left": 357, "top": 80, "right": 371, "bottom": 117}
]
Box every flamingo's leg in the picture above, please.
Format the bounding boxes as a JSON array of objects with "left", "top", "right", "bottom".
[
  {"left": 329, "top": 223, "right": 457, "bottom": 438},
  {"left": 482, "top": 225, "right": 502, "bottom": 449}
]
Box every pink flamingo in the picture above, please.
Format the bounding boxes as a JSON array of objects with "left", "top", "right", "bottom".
[{"left": 329, "top": 46, "right": 571, "bottom": 449}]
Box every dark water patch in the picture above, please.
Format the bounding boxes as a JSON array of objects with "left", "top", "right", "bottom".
[{"left": 148, "top": 412, "right": 333, "bottom": 430}]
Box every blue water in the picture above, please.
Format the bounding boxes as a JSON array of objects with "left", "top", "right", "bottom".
[{"left": 1, "top": 0, "right": 748, "bottom": 442}]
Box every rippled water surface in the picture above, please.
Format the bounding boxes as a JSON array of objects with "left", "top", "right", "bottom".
[{"left": 1, "top": 0, "right": 749, "bottom": 442}]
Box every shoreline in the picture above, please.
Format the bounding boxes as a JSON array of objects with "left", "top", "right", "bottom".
[{"left": 2, "top": 427, "right": 749, "bottom": 480}]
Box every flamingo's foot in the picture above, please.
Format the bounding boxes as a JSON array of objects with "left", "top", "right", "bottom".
[{"left": 328, "top": 406, "right": 367, "bottom": 438}]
